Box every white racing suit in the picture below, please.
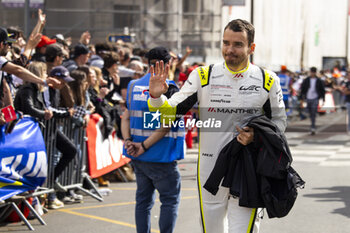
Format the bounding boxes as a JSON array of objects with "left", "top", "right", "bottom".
[{"left": 148, "top": 62, "right": 287, "bottom": 233}]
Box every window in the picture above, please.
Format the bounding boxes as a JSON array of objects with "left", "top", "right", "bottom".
[
  {"left": 114, "top": 5, "right": 140, "bottom": 30},
  {"left": 183, "top": 0, "right": 197, "bottom": 13}
]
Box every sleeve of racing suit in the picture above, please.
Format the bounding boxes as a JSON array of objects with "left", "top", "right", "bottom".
[
  {"left": 148, "top": 68, "right": 201, "bottom": 121},
  {"left": 266, "top": 71, "right": 287, "bottom": 133}
]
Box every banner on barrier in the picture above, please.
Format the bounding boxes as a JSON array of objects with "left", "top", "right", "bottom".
[
  {"left": 0, "top": 117, "right": 47, "bottom": 201},
  {"left": 86, "top": 114, "right": 130, "bottom": 178}
]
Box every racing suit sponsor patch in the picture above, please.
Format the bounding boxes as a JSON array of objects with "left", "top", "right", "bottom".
[
  {"left": 202, "top": 153, "right": 213, "bottom": 157},
  {"left": 262, "top": 70, "right": 275, "bottom": 92},
  {"left": 208, "top": 108, "right": 259, "bottom": 114},
  {"left": 197, "top": 65, "right": 210, "bottom": 87},
  {"left": 212, "top": 74, "right": 224, "bottom": 79},
  {"left": 210, "top": 99, "right": 231, "bottom": 104},
  {"left": 238, "top": 85, "right": 261, "bottom": 95},
  {"left": 210, "top": 84, "right": 234, "bottom": 98}
]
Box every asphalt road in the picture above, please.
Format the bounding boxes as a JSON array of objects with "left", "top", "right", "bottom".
[{"left": 1, "top": 111, "right": 350, "bottom": 233}]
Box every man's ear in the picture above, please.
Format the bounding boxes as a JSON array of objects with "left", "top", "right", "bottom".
[{"left": 249, "top": 43, "right": 256, "bottom": 54}]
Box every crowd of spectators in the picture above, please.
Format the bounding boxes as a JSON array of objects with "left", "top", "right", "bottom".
[{"left": 0, "top": 9, "right": 196, "bottom": 212}]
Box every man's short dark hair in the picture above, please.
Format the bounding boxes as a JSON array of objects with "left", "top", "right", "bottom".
[
  {"left": 95, "top": 42, "right": 113, "bottom": 55},
  {"left": 224, "top": 19, "right": 255, "bottom": 45},
  {"left": 145, "top": 46, "right": 171, "bottom": 65},
  {"left": 310, "top": 67, "right": 317, "bottom": 73},
  {"left": 103, "top": 52, "right": 120, "bottom": 69},
  {"left": 45, "top": 43, "right": 63, "bottom": 63}
]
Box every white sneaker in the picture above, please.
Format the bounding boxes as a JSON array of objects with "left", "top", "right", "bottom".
[
  {"left": 48, "top": 198, "right": 64, "bottom": 209},
  {"left": 61, "top": 196, "right": 75, "bottom": 204}
]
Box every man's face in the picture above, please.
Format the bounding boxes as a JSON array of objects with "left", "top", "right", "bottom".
[
  {"left": 55, "top": 54, "right": 64, "bottom": 66},
  {"left": 0, "top": 42, "right": 10, "bottom": 56},
  {"left": 221, "top": 29, "right": 254, "bottom": 68},
  {"left": 81, "top": 53, "right": 89, "bottom": 65},
  {"left": 15, "top": 37, "right": 26, "bottom": 48},
  {"left": 110, "top": 63, "right": 119, "bottom": 75}
]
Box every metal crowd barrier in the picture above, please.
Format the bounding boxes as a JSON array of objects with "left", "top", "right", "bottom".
[
  {"left": 34, "top": 117, "right": 103, "bottom": 202},
  {"left": 0, "top": 117, "right": 103, "bottom": 231}
]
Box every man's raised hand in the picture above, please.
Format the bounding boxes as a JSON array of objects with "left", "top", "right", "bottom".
[{"left": 149, "top": 61, "right": 169, "bottom": 98}]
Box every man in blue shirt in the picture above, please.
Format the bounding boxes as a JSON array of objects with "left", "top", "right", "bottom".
[
  {"left": 121, "top": 47, "right": 185, "bottom": 233},
  {"left": 278, "top": 65, "right": 292, "bottom": 110}
]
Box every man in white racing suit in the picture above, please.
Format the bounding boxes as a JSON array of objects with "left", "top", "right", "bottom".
[{"left": 148, "top": 19, "right": 287, "bottom": 233}]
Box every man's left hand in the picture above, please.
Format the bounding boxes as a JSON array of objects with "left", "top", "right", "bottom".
[
  {"left": 126, "top": 142, "right": 145, "bottom": 157},
  {"left": 236, "top": 126, "right": 254, "bottom": 146}
]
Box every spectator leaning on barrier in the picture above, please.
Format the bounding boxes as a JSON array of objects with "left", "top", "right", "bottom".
[
  {"left": 13, "top": 61, "right": 65, "bottom": 209},
  {"left": 68, "top": 69, "right": 89, "bottom": 128},
  {"left": 300, "top": 67, "right": 325, "bottom": 135},
  {"left": 121, "top": 46, "right": 185, "bottom": 233},
  {"left": 14, "top": 62, "right": 52, "bottom": 121},
  {"left": 43, "top": 66, "right": 81, "bottom": 208}
]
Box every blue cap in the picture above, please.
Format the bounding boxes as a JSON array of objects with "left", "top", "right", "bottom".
[{"left": 50, "top": 66, "right": 74, "bottom": 82}]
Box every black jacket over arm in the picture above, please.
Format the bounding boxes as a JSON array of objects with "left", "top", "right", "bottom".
[{"left": 203, "top": 115, "right": 305, "bottom": 218}]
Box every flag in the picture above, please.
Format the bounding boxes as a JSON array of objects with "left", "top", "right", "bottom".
[{"left": 0, "top": 117, "right": 47, "bottom": 201}]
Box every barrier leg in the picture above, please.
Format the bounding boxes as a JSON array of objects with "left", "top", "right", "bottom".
[
  {"left": 116, "top": 168, "right": 128, "bottom": 182},
  {"left": 75, "top": 185, "right": 103, "bottom": 202},
  {"left": 82, "top": 172, "right": 103, "bottom": 199},
  {"left": 0, "top": 203, "right": 11, "bottom": 221},
  {"left": 10, "top": 202, "right": 34, "bottom": 231},
  {"left": 22, "top": 199, "right": 46, "bottom": 226}
]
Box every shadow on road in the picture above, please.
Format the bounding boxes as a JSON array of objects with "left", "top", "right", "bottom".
[{"left": 303, "top": 186, "right": 350, "bottom": 218}]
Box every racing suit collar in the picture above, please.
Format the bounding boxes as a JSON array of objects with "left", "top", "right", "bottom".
[{"left": 224, "top": 61, "right": 250, "bottom": 78}]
